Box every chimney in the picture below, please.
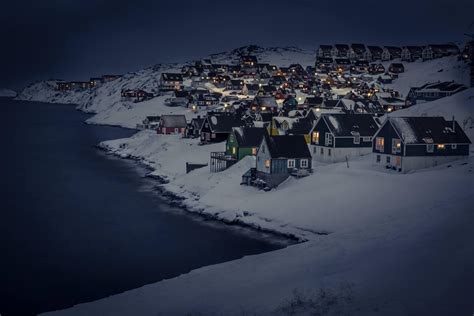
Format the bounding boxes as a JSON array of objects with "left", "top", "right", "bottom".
[{"left": 452, "top": 115, "right": 455, "bottom": 132}]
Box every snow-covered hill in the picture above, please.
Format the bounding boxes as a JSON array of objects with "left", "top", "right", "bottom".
[
  {"left": 16, "top": 46, "right": 315, "bottom": 127},
  {"left": 0, "top": 88, "right": 17, "bottom": 97},
  {"left": 387, "top": 88, "right": 474, "bottom": 140}
]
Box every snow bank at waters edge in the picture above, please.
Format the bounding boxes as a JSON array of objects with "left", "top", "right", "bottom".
[{"left": 46, "top": 133, "right": 474, "bottom": 315}]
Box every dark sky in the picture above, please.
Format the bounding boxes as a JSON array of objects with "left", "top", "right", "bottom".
[{"left": 1, "top": 0, "right": 473, "bottom": 89}]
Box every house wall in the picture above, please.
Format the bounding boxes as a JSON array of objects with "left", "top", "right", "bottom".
[
  {"left": 372, "top": 122, "right": 405, "bottom": 156},
  {"left": 256, "top": 138, "right": 272, "bottom": 174},
  {"left": 405, "top": 144, "right": 470, "bottom": 156},
  {"left": 334, "top": 137, "right": 372, "bottom": 148},
  {"left": 372, "top": 153, "right": 469, "bottom": 173},
  {"left": 312, "top": 145, "right": 372, "bottom": 163}
]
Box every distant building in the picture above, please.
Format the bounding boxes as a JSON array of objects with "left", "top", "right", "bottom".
[
  {"left": 406, "top": 81, "right": 466, "bottom": 106},
  {"left": 373, "top": 116, "right": 471, "bottom": 172},
  {"left": 157, "top": 115, "right": 187, "bottom": 135},
  {"left": 159, "top": 73, "right": 184, "bottom": 91}
]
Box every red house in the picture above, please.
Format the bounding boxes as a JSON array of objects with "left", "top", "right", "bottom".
[{"left": 157, "top": 115, "right": 187, "bottom": 135}]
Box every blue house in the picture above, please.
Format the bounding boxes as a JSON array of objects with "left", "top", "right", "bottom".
[
  {"left": 372, "top": 116, "right": 471, "bottom": 172},
  {"left": 251, "top": 134, "right": 312, "bottom": 188}
]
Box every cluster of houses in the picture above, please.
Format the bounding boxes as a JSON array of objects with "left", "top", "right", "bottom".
[
  {"left": 56, "top": 74, "right": 123, "bottom": 91},
  {"left": 316, "top": 43, "right": 461, "bottom": 62},
  {"left": 133, "top": 43, "right": 473, "bottom": 189}
]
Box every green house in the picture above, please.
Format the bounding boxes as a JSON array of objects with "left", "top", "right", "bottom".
[{"left": 226, "top": 127, "right": 268, "bottom": 160}]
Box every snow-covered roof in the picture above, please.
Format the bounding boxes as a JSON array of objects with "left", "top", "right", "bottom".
[{"left": 388, "top": 117, "right": 471, "bottom": 145}]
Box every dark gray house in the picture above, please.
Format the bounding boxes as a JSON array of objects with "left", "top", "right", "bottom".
[
  {"left": 372, "top": 116, "right": 471, "bottom": 172},
  {"left": 310, "top": 113, "right": 379, "bottom": 162},
  {"left": 254, "top": 134, "right": 312, "bottom": 188},
  {"left": 406, "top": 81, "right": 466, "bottom": 106}
]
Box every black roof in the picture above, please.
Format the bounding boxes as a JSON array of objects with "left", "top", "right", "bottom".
[
  {"left": 264, "top": 134, "right": 311, "bottom": 159},
  {"left": 288, "top": 117, "right": 314, "bottom": 135},
  {"left": 206, "top": 113, "right": 244, "bottom": 133},
  {"left": 320, "top": 113, "right": 379, "bottom": 137},
  {"left": 233, "top": 127, "right": 267, "bottom": 147},
  {"left": 387, "top": 117, "right": 471, "bottom": 144},
  {"left": 305, "top": 96, "right": 323, "bottom": 106},
  {"left": 414, "top": 81, "right": 466, "bottom": 92},
  {"left": 161, "top": 73, "right": 183, "bottom": 81}
]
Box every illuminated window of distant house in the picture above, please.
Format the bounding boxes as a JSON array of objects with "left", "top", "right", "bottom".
[
  {"left": 392, "top": 139, "right": 401, "bottom": 154},
  {"left": 252, "top": 147, "right": 257, "bottom": 155},
  {"left": 437, "top": 144, "right": 445, "bottom": 150},
  {"left": 265, "top": 159, "right": 270, "bottom": 168},
  {"left": 312, "top": 131, "right": 319, "bottom": 144},
  {"left": 376, "top": 137, "right": 384, "bottom": 151}
]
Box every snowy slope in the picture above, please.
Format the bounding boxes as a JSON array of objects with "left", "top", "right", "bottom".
[
  {"left": 383, "top": 56, "right": 469, "bottom": 97},
  {"left": 0, "top": 88, "right": 17, "bottom": 97},
  {"left": 387, "top": 87, "right": 474, "bottom": 140},
  {"left": 16, "top": 46, "right": 315, "bottom": 128},
  {"left": 45, "top": 138, "right": 474, "bottom": 316}
]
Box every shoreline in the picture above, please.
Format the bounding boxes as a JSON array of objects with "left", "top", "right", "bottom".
[{"left": 96, "top": 143, "right": 307, "bottom": 244}]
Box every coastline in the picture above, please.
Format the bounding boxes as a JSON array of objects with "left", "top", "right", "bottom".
[{"left": 96, "top": 143, "right": 310, "bottom": 243}]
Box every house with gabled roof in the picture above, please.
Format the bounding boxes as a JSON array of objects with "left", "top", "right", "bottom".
[
  {"left": 310, "top": 113, "right": 379, "bottom": 162},
  {"left": 367, "top": 46, "right": 384, "bottom": 60},
  {"left": 159, "top": 73, "right": 184, "bottom": 91},
  {"left": 200, "top": 113, "right": 245, "bottom": 143},
  {"left": 372, "top": 116, "right": 471, "bottom": 172},
  {"left": 253, "top": 134, "right": 312, "bottom": 188},
  {"left": 317, "top": 45, "right": 334, "bottom": 58},
  {"left": 406, "top": 81, "right": 467, "bottom": 106},
  {"left": 157, "top": 115, "right": 187, "bottom": 135},
  {"left": 226, "top": 127, "right": 268, "bottom": 160}
]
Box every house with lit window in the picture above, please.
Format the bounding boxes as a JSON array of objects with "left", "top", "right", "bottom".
[
  {"left": 310, "top": 113, "right": 379, "bottom": 162},
  {"left": 157, "top": 115, "right": 187, "bottom": 135},
  {"left": 226, "top": 127, "right": 267, "bottom": 160},
  {"left": 240, "top": 55, "right": 258, "bottom": 67},
  {"left": 372, "top": 116, "right": 471, "bottom": 172},
  {"left": 226, "top": 79, "right": 244, "bottom": 92},
  {"left": 251, "top": 134, "right": 312, "bottom": 188},
  {"left": 159, "top": 73, "right": 184, "bottom": 91}
]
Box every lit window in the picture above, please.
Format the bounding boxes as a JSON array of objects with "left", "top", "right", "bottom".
[
  {"left": 437, "top": 144, "right": 445, "bottom": 150},
  {"left": 376, "top": 137, "right": 384, "bottom": 151},
  {"left": 232, "top": 147, "right": 237, "bottom": 155},
  {"left": 265, "top": 159, "right": 270, "bottom": 168},
  {"left": 287, "top": 159, "right": 295, "bottom": 168},
  {"left": 312, "top": 131, "right": 319, "bottom": 144},
  {"left": 252, "top": 147, "right": 257, "bottom": 155}
]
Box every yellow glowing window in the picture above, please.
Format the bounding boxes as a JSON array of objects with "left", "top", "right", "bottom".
[
  {"left": 265, "top": 159, "right": 270, "bottom": 168},
  {"left": 437, "top": 144, "right": 445, "bottom": 150},
  {"left": 232, "top": 147, "right": 237, "bottom": 155},
  {"left": 312, "top": 131, "right": 319, "bottom": 144},
  {"left": 376, "top": 137, "right": 384, "bottom": 151},
  {"left": 252, "top": 147, "right": 257, "bottom": 155}
]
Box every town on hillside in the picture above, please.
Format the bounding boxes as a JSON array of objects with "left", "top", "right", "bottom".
[{"left": 57, "top": 42, "right": 474, "bottom": 190}]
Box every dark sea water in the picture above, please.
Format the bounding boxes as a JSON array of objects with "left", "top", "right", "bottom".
[{"left": 0, "top": 98, "right": 283, "bottom": 316}]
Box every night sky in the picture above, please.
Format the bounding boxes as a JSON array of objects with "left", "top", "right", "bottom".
[{"left": 1, "top": 0, "right": 473, "bottom": 89}]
